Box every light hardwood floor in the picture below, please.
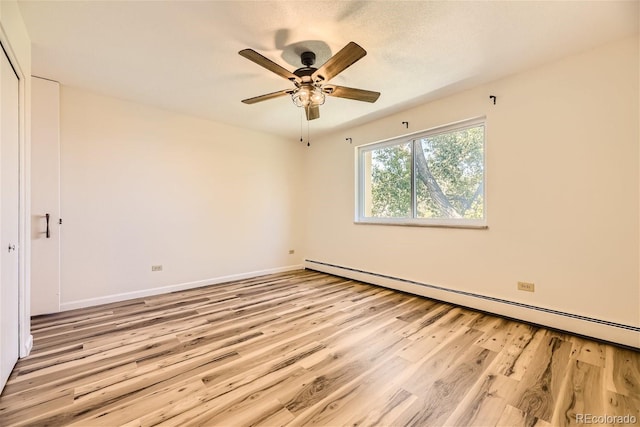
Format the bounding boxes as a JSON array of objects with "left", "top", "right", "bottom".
[{"left": 0, "top": 270, "right": 638, "bottom": 426}]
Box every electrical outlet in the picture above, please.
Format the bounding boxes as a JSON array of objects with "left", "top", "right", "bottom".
[
  {"left": 288, "top": 249, "right": 295, "bottom": 254},
  {"left": 517, "top": 281, "right": 535, "bottom": 292},
  {"left": 151, "top": 265, "right": 163, "bottom": 272}
]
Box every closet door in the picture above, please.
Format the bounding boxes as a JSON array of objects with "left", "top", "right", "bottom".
[
  {"left": 31, "top": 77, "right": 60, "bottom": 316},
  {"left": 0, "top": 43, "right": 20, "bottom": 391}
]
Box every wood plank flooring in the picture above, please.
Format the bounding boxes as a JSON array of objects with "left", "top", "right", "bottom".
[{"left": 0, "top": 269, "right": 638, "bottom": 426}]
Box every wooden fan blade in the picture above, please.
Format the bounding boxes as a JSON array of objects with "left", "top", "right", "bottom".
[
  {"left": 305, "top": 105, "right": 320, "bottom": 121},
  {"left": 312, "top": 42, "right": 366, "bottom": 82},
  {"left": 239, "top": 49, "right": 300, "bottom": 83},
  {"left": 241, "top": 89, "right": 292, "bottom": 104},
  {"left": 324, "top": 85, "right": 380, "bottom": 103}
]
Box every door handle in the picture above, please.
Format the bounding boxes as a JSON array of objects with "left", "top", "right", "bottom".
[
  {"left": 46, "top": 213, "right": 50, "bottom": 238},
  {"left": 8, "top": 244, "right": 15, "bottom": 252}
]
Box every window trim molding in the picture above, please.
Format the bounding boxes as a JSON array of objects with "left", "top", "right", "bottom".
[{"left": 355, "top": 116, "right": 487, "bottom": 228}]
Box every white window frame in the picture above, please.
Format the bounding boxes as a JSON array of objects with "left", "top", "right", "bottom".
[{"left": 355, "top": 117, "right": 487, "bottom": 228}]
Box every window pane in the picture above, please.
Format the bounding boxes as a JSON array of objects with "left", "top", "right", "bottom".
[
  {"left": 363, "top": 142, "right": 411, "bottom": 218},
  {"left": 415, "top": 125, "right": 484, "bottom": 219}
]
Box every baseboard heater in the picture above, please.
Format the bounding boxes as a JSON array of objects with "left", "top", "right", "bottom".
[{"left": 305, "top": 259, "right": 639, "bottom": 349}]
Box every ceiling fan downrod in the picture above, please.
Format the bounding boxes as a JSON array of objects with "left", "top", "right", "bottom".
[{"left": 300, "top": 51, "right": 316, "bottom": 67}]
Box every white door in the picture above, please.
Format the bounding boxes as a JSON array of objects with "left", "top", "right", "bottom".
[
  {"left": 30, "top": 77, "right": 60, "bottom": 315},
  {"left": 0, "top": 44, "right": 20, "bottom": 391}
]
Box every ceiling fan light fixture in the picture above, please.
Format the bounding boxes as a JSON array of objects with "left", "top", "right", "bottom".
[
  {"left": 310, "top": 87, "right": 326, "bottom": 105},
  {"left": 292, "top": 85, "right": 325, "bottom": 108}
]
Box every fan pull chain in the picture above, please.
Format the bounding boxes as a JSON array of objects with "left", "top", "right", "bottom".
[{"left": 297, "top": 109, "right": 311, "bottom": 147}]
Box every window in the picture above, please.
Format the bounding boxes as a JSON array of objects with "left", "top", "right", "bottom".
[{"left": 356, "top": 118, "right": 486, "bottom": 228}]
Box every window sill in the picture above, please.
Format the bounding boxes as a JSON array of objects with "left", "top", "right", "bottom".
[{"left": 354, "top": 219, "right": 488, "bottom": 229}]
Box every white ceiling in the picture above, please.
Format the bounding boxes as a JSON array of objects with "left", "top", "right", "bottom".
[{"left": 18, "top": 1, "right": 639, "bottom": 139}]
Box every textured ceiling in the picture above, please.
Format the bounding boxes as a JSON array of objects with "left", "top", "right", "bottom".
[{"left": 18, "top": 0, "right": 639, "bottom": 139}]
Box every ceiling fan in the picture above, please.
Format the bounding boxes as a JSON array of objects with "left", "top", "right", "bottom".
[{"left": 239, "top": 41, "right": 380, "bottom": 121}]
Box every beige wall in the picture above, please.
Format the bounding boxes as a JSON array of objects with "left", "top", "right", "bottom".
[
  {"left": 59, "top": 87, "right": 304, "bottom": 308},
  {"left": 303, "top": 37, "right": 639, "bottom": 345},
  {"left": 46, "top": 35, "right": 639, "bottom": 346}
]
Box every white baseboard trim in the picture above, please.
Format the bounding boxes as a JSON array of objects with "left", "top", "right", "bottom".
[
  {"left": 60, "top": 264, "right": 304, "bottom": 312},
  {"left": 20, "top": 334, "right": 33, "bottom": 358},
  {"left": 305, "top": 259, "right": 640, "bottom": 349}
]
